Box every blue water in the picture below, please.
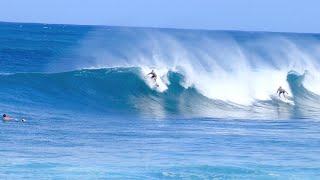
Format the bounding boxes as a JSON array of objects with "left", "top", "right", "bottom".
[{"left": 0, "top": 22, "right": 320, "bottom": 179}]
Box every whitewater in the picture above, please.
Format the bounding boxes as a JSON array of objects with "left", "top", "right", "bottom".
[{"left": 0, "top": 22, "right": 319, "bottom": 179}]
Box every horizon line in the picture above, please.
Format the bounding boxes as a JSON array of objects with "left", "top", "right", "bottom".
[{"left": 0, "top": 20, "right": 319, "bottom": 35}]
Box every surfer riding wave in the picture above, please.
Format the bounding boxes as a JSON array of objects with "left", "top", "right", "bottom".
[
  {"left": 146, "top": 70, "right": 159, "bottom": 87},
  {"left": 277, "top": 86, "right": 289, "bottom": 99}
]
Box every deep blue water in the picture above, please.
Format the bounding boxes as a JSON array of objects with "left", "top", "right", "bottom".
[{"left": 0, "top": 22, "right": 320, "bottom": 179}]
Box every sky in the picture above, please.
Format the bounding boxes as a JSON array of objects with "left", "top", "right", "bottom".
[{"left": 0, "top": 0, "right": 318, "bottom": 33}]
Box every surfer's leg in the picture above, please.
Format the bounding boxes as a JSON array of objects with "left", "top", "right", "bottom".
[{"left": 282, "top": 93, "right": 286, "bottom": 99}]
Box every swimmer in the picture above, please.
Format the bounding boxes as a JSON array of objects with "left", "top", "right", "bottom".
[
  {"left": 277, "top": 86, "right": 289, "bottom": 99},
  {"left": 2, "top": 114, "right": 12, "bottom": 121}
]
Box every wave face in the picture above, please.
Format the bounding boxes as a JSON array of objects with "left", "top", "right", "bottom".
[
  {"left": 0, "top": 68, "right": 318, "bottom": 119},
  {"left": 1, "top": 22, "right": 320, "bottom": 119}
]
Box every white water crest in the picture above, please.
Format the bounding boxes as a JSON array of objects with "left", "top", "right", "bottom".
[{"left": 74, "top": 28, "right": 320, "bottom": 105}]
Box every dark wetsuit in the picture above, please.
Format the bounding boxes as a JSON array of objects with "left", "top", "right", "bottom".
[
  {"left": 149, "top": 72, "right": 157, "bottom": 81},
  {"left": 277, "top": 87, "right": 288, "bottom": 98}
]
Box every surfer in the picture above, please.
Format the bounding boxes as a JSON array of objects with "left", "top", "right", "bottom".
[
  {"left": 146, "top": 70, "right": 159, "bottom": 87},
  {"left": 2, "top": 114, "right": 27, "bottom": 122},
  {"left": 2, "top": 114, "right": 12, "bottom": 121},
  {"left": 146, "top": 70, "right": 157, "bottom": 82},
  {"left": 277, "top": 86, "right": 288, "bottom": 99}
]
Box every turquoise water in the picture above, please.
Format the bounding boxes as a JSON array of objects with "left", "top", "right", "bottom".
[
  {"left": 0, "top": 22, "right": 320, "bottom": 179},
  {"left": 1, "top": 116, "right": 319, "bottom": 179}
]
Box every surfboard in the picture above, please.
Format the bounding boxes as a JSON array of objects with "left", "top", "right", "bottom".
[
  {"left": 144, "top": 76, "right": 167, "bottom": 92},
  {"left": 145, "top": 77, "right": 159, "bottom": 88},
  {"left": 271, "top": 95, "right": 295, "bottom": 105},
  {"left": 283, "top": 98, "right": 294, "bottom": 105}
]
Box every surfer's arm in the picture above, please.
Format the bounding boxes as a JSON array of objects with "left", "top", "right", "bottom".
[{"left": 144, "top": 73, "right": 151, "bottom": 78}]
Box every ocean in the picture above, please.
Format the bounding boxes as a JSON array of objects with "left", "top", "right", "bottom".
[{"left": 0, "top": 22, "right": 319, "bottom": 179}]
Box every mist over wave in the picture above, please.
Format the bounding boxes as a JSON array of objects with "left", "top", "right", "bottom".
[
  {"left": 2, "top": 23, "right": 320, "bottom": 119},
  {"left": 61, "top": 27, "right": 320, "bottom": 109}
]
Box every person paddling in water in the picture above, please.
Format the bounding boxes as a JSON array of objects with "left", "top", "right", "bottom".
[
  {"left": 277, "top": 86, "right": 289, "bottom": 99},
  {"left": 2, "top": 114, "right": 12, "bottom": 121},
  {"left": 146, "top": 70, "right": 159, "bottom": 87}
]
